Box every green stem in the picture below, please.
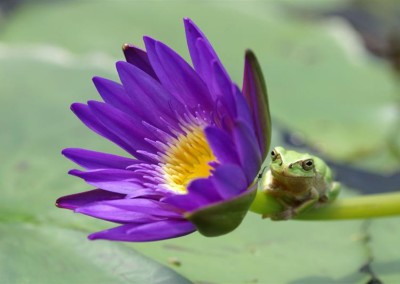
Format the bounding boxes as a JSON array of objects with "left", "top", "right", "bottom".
[{"left": 250, "top": 189, "right": 400, "bottom": 220}]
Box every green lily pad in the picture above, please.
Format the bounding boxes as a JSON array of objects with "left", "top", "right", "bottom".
[
  {"left": 134, "top": 213, "right": 375, "bottom": 283},
  {"left": 0, "top": 223, "right": 191, "bottom": 284},
  {"left": 369, "top": 217, "right": 400, "bottom": 283},
  {"left": 1, "top": 0, "right": 399, "bottom": 283}
]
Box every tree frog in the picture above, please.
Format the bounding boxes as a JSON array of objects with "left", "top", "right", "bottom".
[{"left": 262, "top": 146, "right": 340, "bottom": 220}]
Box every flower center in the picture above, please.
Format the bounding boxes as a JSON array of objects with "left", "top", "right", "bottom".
[{"left": 162, "top": 125, "right": 216, "bottom": 194}]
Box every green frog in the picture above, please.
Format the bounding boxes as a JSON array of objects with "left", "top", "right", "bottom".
[{"left": 262, "top": 146, "right": 340, "bottom": 220}]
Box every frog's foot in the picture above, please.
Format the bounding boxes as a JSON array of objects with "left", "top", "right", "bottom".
[
  {"left": 328, "top": 182, "right": 341, "bottom": 201},
  {"left": 269, "top": 208, "right": 297, "bottom": 221},
  {"left": 318, "top": 195, "right": 329, "bottom": 203}
]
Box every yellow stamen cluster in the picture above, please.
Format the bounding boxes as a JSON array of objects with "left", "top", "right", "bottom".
[{"left": 162, "top": 125, "right": 216, "bottom": 194}]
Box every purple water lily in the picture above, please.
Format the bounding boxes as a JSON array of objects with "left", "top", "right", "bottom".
[{"left": 57, "top": 18, "right": 270, "bottom": 242}]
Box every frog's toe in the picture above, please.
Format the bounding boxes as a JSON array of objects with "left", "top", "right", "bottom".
[
  {"left": 319, "top": 195, "right": 329, "bottom": 203},
  {"left": 270, "top": 208, "right": 296, "bottom": 221}
]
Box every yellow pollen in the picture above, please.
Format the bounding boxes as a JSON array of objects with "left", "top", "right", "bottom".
[{"left": 162, "top": 126, "right": 216, "bottom": 194}]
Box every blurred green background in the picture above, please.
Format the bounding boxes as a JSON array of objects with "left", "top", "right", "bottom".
[{"left": 1, "top": 0, "right": 400, "bottom": 283}]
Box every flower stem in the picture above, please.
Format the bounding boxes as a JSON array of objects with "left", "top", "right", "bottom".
[{"left": 250, "top": 189, "right": 400, "bottom": 220}]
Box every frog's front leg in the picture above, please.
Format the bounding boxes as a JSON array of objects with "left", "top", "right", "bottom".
[
  {"left": 292, "top": 187, "right": 320, "bottom": 216},
  {"left": 328, "top": 182, "right": 341, "bottom": 201},
  {"left": 271, "top": 187, "right": 320, "bottom": 220}
]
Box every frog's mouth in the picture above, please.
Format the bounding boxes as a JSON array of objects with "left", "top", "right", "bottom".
[{"left": 271, "top": 170, "right": 314, "bottom": 180}]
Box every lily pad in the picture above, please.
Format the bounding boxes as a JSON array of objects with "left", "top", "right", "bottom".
[
  {"left": 134, "top": 213, "right": 373, "bottom": 283},
  {"left": 1, "top": 0, "right": 399, "bottom": 283},
  {"left": 0, "top": 223, "right": 190, "bottom": 284}
]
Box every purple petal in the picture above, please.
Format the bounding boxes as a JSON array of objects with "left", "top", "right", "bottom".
[
  {"left": 56, "top": 189, "right": 124, "bottom": 210},
  {"left": 211, "top": 164, "right": 247, "bottom": 199},
  {"left": 192, "top": 38, "right": 214, "bottom": 86},
  {"left": 184, "top": 18, "right": 229, "bottom": 90},
  {"left": 163, "top": 193, "right": 207, "bottom": 212},
  {"left": 233, "top": 85, "right": 253, "bottom": 127},
  {"left": 143, "top": 36, "right": 213, "bottom": 109},
  {"left": 122, "top": 44, "right": 158, "bottom": 79},
  {"left": 62, "top": 148, "right": 140, "bottom": 170},
  {"left": 162, "top": 177, "right": 224, "bottom": 211},
  {"left": 78, "top": 198, "right": 180, "bottom": 216},
  {"left": 71, "top": 103, "right": 137, "bottom": 156},
  {"left": 184, "top": 18, "right": 213, "bottom": 77},
  {"left": 204, "top": 126, "right": 240, "bottom": 165},
  {"left": 242, "top": 50, "right": 271, "bottom": 159},
  {"left": 163, "top": 176, "right": 224, "bottom": 212},
  {"left": 77, "top": 208, "right": 163, "bottom": 224},
  {"left": 233, "top": 120, "right": 262, "bottom": 183},
  {"left": 75, "top": 199, "right": 181, "bottom": 223},
  {"left": 187, "top": 178, "right": 221, "bottom": 202},
  {"left": 87, "top": 101, "right": 158, "bottom": 160},
  {"left": 210, "top": 60, "right": 236, "bottom": 117},
  {"left": 88, "top": 220, "right": 196, "bottom": 242},
  {"left": 92, "top": 76, "right": 147, "bottom": 120},
  {"left": 116, "top": 61, "right": 183, "bottom": 130},
  {"left": 69, "top": 169, "right": 149, "bottom": 195}
]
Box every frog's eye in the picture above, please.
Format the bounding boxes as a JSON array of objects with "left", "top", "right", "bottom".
[
  {"left": 301, "top": 159, "right": 314, "bottom": 171},
  {"left": 271, "top": 149, "right": 277, "bottom": 161}
]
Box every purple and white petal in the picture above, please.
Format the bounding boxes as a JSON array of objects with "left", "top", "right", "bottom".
[
  {"left": 69, "top": 169, "right": 146, "bottom": 195},
  {"left": 62, "top": 148, "right": 140, "bottom": 170},
  {"left": 116, "top": 61, "right": 183, "bottom": 130},
  {"left": 184, "top": 18, "right": 229, "bottom": 89},
  {"left": 56, "top": 189, "right": 124, "bottom": 210},
  {"left": 87, "top": 101, "right": 158, "bottom": 160},
  {"left": 88, "top": 220, "right": 196, "bottom": 242},
  {"left": 75, "top": 198, "right": 181, "bottom": 223},
  {"left": 71, "top": 103, "right": 137, "bottom": 156},
  {"left": 144, "top": 37, "right": 213, "bottom": 110}
]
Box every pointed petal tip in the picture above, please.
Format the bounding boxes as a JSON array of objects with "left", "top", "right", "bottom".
[
  {"left": 87, "top": 233, "right": 99, "bottom": 241},
  {"left": 68, "top": 169, "right": 81, "bottom": 176},
  {"left": 61, "top": 148, "right": 69, "bottom": 156},
  {"left": 91, "top": 75, "right": 104, "bottom": 86},
  {"left": 55, "top": 199, "right": 64, "bottom": 209},
  {"left": 183, "top": 17, "right": 200, "bottom": 30},
  {"left": 122, "top": 43, "right": 130, "bottom": 51},
  {"left": 245, "top": 49, "right": 254, "bottom": 56},
  {"left": 55, "top": 195, "right": 74, "bottom": 210},
  {"left": 143, "top": 35, "right": 156, "bottom": 45},
  {"left": 70, "top": 102, "right": 83, "bottom": 112},
  {"left": 183, "top": 17, "right": 195, "bottom": 27},
  {"left": 115, "top": 60, "right": 128, "bottom": 71},
  {"left": 61, "top": 148, "right": 79, "bottom": 160},
  {"left": 245, "top": 49, "right": 258, "bottom": 64},
  {"left": 122, "top": 43, "right": 146, "bottom": 53},
  {"left": 86, "top": 99, "right": 104, "bottom": 109}
]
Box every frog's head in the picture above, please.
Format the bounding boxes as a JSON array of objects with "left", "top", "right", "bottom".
[{"left": 269, "top": 146, "right": 316, "bottom": 179}]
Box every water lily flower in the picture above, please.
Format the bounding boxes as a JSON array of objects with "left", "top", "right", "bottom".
[{"left": 57, "top": 18, "right": 270, "bottom": 242}]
